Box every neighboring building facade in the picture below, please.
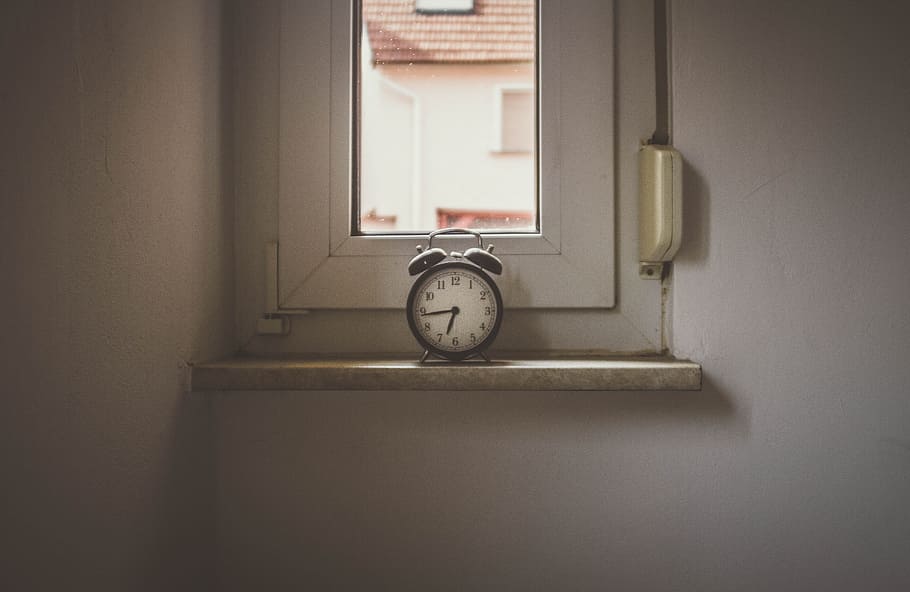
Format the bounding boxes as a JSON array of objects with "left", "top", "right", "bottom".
[{"left": 359, "top": 0, "right": 536, "bottom": 231}]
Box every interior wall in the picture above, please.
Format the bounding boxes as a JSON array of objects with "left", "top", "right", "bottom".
[
  {"left": 669, "top": 1, "right": 910, "bottom": 589},
  {"left": 216, "top": 1, "right": 910, "bottom": 590},
  {"left": 0, "top": 1, "right": 232, "bottom": 590}
]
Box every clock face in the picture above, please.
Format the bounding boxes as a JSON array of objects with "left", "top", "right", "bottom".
[{"left": 406, "top": 262, "right": 503, "bottom": 360}]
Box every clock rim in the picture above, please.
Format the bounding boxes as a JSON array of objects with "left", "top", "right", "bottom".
[{"left": 406, "top": 261, "right": 504, "bottom": 361}]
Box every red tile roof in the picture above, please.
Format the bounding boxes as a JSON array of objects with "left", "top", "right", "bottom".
[{"left": 363, "top": 0, "right": 535, "bottom": 64}]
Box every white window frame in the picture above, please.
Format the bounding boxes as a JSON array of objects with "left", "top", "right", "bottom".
[{"left": 277, "top": 0, "right": 615, "bottom": 310}]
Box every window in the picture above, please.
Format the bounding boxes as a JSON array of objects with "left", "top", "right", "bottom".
[
  {"left": 278, "top": 0, "right": 615, "bottom": 310},
  {"left": 358, "top": 1, "right": 536, "bottom": 233},
  {"left": 264, "top": 0, "right": 665, "bottom": 354},
  {"left": 416, "top": 0, "right": 475, "bottom": 14},
  {"left": 494, "top": 85, "right": 535, "bottom": 153},
  {"left": 497, "top": 88, "right": 535, "bottom": 154}
]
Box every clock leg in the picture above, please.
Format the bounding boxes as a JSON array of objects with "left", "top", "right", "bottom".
[{"left": 419, "top": 350, "right": 430, "bottom": 363}]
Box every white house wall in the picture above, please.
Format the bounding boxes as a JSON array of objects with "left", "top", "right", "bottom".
[{"left": 361, "top": 62, "right": 536, "bottom": 230}]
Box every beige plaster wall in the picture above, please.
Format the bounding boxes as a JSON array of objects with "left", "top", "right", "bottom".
[
  {"left": 0, "top": 1, "right": 232, "bottom": 589},
  {"left": 16, "top": 0, "right": 900, "bottom": 589},
  {"left": 216, "top": 1, "right": 910, "bottom": 590},
  {"left": 669, "top": 1, "right": 910, "bottom": 588}
]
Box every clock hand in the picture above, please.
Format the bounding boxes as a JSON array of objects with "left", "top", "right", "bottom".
[
  {"left": 421, "top": 308, "right": 455, "bottom": 316},
  {"left": 446, "top": 306, "right": 460, "bottom": 334}
]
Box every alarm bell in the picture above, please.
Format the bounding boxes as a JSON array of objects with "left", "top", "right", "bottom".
[
  {"left": 409, "top": 228, "right": 503, "bottom": 275},
  {"left": 407, "top": 247, "right": 447, "bottom": 275},
  {"left": 464, "top": 245, "right": 502, "bottom": 275}
]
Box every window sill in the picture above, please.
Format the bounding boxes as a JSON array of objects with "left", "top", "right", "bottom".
[{"left": 190, "top": 354, "right": 701, "bottom": 392}]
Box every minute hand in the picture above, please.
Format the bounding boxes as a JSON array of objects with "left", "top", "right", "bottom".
[{"left": 421, "top": 308, "right": 456, "bottom": 316}]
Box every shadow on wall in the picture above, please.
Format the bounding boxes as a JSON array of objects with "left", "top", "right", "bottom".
[
  {"left": 368, "top": 377, "right": 741, "bottom": 433},
  {"left": 214, "top": 376, "right": 747, "bottom": 458},
  {"left": 213, "top": 378, "right": 746, "bottom": 590},
  {"left": 139, "top": 381, "right": 215, "bottom": 588},
  {"left": 676, "top": 160, "right": 710, "bottom": 263}
]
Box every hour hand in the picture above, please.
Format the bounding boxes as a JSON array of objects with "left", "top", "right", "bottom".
[{"left": 446, "top": 306, "right": 460, "bottom": 334}]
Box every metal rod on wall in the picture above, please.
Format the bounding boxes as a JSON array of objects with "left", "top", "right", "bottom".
[{"left": 650, "top": 0, "right": 671, "bottom": 146}]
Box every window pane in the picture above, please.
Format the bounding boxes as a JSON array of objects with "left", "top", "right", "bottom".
[{"left": 358, "top": 0, "right": 537, "bottom": 234}]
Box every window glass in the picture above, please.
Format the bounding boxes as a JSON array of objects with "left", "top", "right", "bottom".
[{"left": 358, "top": 0, "right": 537, "bottom": 234}]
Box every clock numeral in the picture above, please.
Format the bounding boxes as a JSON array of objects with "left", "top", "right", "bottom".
[
  {"left": 469, "top": 279, "right": 473, "bottom": 289},
  {"left": 484, "top": 306, "right": 491, "bottom": 316},
  {"left": 480, "top": 290, "right": 487, "bottom": 300},
  {"left": 419, "top": 307, "right": 426, "bottom": 314},
  {"left": 470, "top": 333, "right": 477, "bottom": 344},
  {"left": 451, "top": 277, "right": 461, "bottom": 287},
  {"left": 424, "top": 322, "right": 430, "bottom": 332},
  {"left": 480, "top": 323, "right": 486, "bottom": 331},
  {"left": 436, "top": 280, "right": 445, "bottom": 290},
  {"left": 452, "top": 337, "right": 459, "bottom": 346},
  {"left": 436, "top": 333, "right": 443, "bottom": 343},
  {"left": 425, "top": 292, "right": 434, "bottom": 301}
]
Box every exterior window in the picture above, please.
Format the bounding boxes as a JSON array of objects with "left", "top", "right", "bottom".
[
  {"left": 276, "top": 0, "right": 617, "bottom": 311},
  {"left": 495, "top": 86, "right": 535, "bottom": 153},
  {"left": 250, "top": 0, "right": 670, "bottom": 354},
  {"left": 359, "top": 0, "right": 536, "bottom": 233},
  {"left": 415, "top": 0, "right": 475, "bottom": 14}
]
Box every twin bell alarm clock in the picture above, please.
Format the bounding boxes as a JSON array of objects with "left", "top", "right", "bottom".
[{"left": 405, "top": 228, "right": 504, "bottom": 362}]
